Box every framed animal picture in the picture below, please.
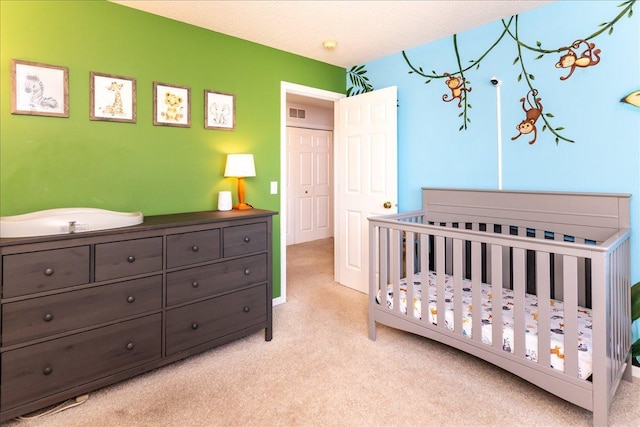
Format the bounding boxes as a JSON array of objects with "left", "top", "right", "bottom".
[
  {"left": 90, "top": 72, "right": 137, "bottom": 123},
  {"left": 153, "top": 82, "right": 190, "bottom": 127},
  {"left": 205, "top": 90, "right": 235, "bottom": 130},
  {"left": 11, "top": 59, "right": 69, "bottom": 117}
]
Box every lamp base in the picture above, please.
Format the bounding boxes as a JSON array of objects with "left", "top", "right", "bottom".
[{"left": 233, "top": 202, "right": 253, "bottom": 210}]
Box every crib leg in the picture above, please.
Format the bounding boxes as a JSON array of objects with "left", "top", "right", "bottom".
[
  {"left": 592, "top": 408, "right": 608, "bottom": 427},
  {"left": 369, "top": 314, "right": 377, "bottom": 341},
  {"left": 622, "top": 354, "right": 633, "bottom": 382}
]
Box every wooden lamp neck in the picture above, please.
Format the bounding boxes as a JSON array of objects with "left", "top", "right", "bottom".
[{"left": 234, "top": 176, "right": 253, "bottom": 210}]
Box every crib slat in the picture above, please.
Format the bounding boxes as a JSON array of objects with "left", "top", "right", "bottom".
[
  {"left": 445, "top": 229, "right": 453, "bottom": 275},
  {"left": 420, "top": 233, "right": 429, "bottom": 321},
  {"left": 405, "top": 232, "right": 415, "bottom": 319},
  {"left": 536, "top": 251, "right": 551, "bottom": 372},
  {"left": 471, "top": 241, "right": 482, "bottom": 342},
  {"left": 491, "top": 245, "right": 503, "bottom": 351},
  {"left": 563, "top": 255, "right": 579, "bottom": 378},
  {"left": 513, "top": 248, "right": 526, "bottom": 358},
  {"left": 391, "top": 229, "right": 401, "bottom": 315},
  {"left": 610, "top": 248, "right": 618, "bottom": 385},
  {"left": 420, "top": 233, "right": 429, "bottom": 281},
  {"left": 436, "top": 235, "right": 446, "bottom": 329},
  {"left": 378, "top": 227, "right": 388, "bottom": 305},
  {"left": 453, "top": 238, "right": 463, "bottom": 334}
]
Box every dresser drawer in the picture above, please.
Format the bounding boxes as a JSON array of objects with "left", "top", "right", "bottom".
[
  {"left": 165, "top": 285, "right": 267, "bottom": 355},
  {"left": 1, "top": 313, "right": 161, "bottom": 410},
  {"left": 2, "top": 246, "right": 90, "bottom": 298},
  {"left": 223, "top": 222, "right": 267, "bottom": 257},
  {"left": 166, "top": 229, "right": 221, "bottom": 269},
  {"left": 95, "top": 237, "right": 162, "bottom": 281},
  {"left": 166, "top": 253, "right": 267, "bottom": 306},
  {"left": 2, "top": 275, "right": 162, "bottom": 346}
]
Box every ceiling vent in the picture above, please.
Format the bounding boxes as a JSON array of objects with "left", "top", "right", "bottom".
[{"left": 289, "top": 108, "right": 306, "bottom": 119}]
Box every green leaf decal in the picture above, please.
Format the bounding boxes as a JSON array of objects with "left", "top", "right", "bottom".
[{"left": 631, "top": 281, "right": 640, "bottom": 321}]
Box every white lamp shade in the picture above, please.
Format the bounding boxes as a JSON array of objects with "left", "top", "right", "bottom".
[{"left": 224, "top": 154, "right": 256, "bottom": 177}]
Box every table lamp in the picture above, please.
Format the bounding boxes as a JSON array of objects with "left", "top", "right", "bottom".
[{"left": 224, "top": 154, "right": 256, "bottom": 210}]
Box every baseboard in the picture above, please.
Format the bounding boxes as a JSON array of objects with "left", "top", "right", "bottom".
[
  {"left": 272, "top": 296, "right": 286, "bottom": 306},
  {"left": 633, "top": 365, "right": 640, "bottom": 379}
]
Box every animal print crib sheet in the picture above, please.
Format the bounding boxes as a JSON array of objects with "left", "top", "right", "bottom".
[{"left": 379, "top": 271, "right": 593, "bottom": 380}]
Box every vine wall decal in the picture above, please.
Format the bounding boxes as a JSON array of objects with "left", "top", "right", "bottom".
[
  {"left": 401, "top": 0, "right": 636, "bottom": 144},
  {"left": 346, "top": 64, "right": 373, "bottom": 96}
]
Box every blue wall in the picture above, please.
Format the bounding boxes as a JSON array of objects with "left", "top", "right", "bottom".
[
  {"left": 352, "top": 0, "right": 639, "bottom": 281},
  {"left": 351, "top": 0, "right": 640, "bottom": 357}
]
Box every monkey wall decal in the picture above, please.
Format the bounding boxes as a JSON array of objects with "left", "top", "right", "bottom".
[
  {"left": 555, "top": 39, "right": 601, "bottom": 80},
  {"left": 442, "top": 72, "right": 472, "bottom": 108},
  {"left": 511, "top": 89, "right": 543, "bottom": 145}
]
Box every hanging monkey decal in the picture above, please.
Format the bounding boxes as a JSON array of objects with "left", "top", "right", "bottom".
[
  {"left": 442, "top": 72, "right": 472, "bottom": 108},
  {"left": 512, "top": 89, "right": 543, "bottom": 145},
  {"left": 555, "top": 39, "right": 601, "bottom": 80}
]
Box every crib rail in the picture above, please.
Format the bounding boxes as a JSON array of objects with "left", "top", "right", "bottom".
[{"left": 369, "top": 210, "right": 631, "bottom": 421}]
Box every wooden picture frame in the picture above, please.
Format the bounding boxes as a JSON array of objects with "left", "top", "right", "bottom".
[
  {"left": 153, "top": 81, "right": 190, "bottom": 127},
  {"left": 90, "top": 72, "right": 137, "bottom": 123},
  {"left": 205, "top": 90, "right": 235, "bottom": 130},
  {"left": 11, "top": 59, "right": 69, "bottom": 117}
]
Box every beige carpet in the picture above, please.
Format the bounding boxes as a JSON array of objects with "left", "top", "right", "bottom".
[{"left": 4, "top": 238, "right": 639, "bottom": 427}]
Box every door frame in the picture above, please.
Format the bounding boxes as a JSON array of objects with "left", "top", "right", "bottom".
[{"left": 276, "top": 82, "right": 344, "bottom": 305}]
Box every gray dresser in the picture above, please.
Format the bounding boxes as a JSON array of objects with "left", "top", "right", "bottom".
[{"left": 0, "top": 209, "right": 275, "bottom": 421}]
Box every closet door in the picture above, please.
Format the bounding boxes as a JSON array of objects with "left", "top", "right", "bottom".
[{"left": 286, "top": 127, "right": 333, "bottom": 245}]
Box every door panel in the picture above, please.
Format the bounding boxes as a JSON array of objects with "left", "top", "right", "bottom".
[
  {"left": 286, "top": 127, "right": 334, "bottom": 245},
  {"left": 335, "top": 87, "right": 398, "bottom": 294}
]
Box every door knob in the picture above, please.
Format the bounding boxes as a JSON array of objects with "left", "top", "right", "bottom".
[{"left": 383, "top": 201, "right": 392, "bottom": 209}]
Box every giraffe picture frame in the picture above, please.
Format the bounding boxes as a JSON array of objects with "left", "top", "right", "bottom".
[
  {"left": 11, "top": 59, "right": 69, "bottom": 118},
  {"left": 90, "top": 72, "right": 137, "bottom": 123}
]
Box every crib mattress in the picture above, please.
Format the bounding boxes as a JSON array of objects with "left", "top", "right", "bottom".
[{"left": 379, "top": 271, "right": 593, "bottom": 380}]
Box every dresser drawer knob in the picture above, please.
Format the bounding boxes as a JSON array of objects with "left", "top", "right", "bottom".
[
  {"left": 191, "top": 281, "right": 200, "bottom": 288},
  {"left": 244, "top": 237, "right": 250, "bottom": 243},
  {"left": 244, "top": 269, "right": 251, "bottom": 276},
  {"left": 43, "top": 365, "right": 53, "bottom": 375},
  {"left": 191, "top": 245, "right": 199, "bottom": 252},
  {"left": 43, "top": 313, "right": 54, "bottom": 322},
  {"left": 126, "top": 342, "right": 135, "bottom": 350},
  {"left": 191, "top": 322, "right": 199, "bottom": 330},
  {"left": 127, "top": 296, "right": 136, "bottom": 303},
  {"left": 44, "top": 268, "right": 54, "bottom": 276},
  {"left": 127, "top": 256, "right": 136, "bottom": 263},
  {"left": 243, "top": 306, "right": 250, "bottom": 313}
]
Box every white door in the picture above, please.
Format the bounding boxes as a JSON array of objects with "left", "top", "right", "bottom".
[
  {"left": 334, "top": 86, "right": 398, "bottom": 294},
  {"left": 286, "top": 127, "right": 333, "bottom": 245}
]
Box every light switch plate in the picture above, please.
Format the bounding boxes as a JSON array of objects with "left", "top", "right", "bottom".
[{"left": 270, "top": 181, "right": 278, "bottom": 194}]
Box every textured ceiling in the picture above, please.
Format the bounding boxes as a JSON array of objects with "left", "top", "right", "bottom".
[{"left": 111, "top": 0, "right": 553, "bottom": 68}]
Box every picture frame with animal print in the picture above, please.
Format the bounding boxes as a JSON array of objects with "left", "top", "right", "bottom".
[
  {"left": 204, "top": 90, "right": 235, "bottom": 130},
  {"left": 90, "top": 72, "right": 137, "bottom": 123},
  {"left": 10, "top": 59, "right": 69, "bottom": 118},
  {"left": 153, "top": 81, "right": 190, "bottom": 127}
]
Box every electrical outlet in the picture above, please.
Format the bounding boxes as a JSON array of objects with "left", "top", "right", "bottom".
[{"left": 270, "top": 181, "right": 278, "bottom": 195}]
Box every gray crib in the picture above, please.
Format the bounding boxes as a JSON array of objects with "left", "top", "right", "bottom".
[{"left": 368, "top": 188, "right": 632, "bottom": 426}]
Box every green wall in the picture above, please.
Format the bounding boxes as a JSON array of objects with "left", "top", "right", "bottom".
[{"left": 0, "top": 0, "right": 346, "bottom": 298}]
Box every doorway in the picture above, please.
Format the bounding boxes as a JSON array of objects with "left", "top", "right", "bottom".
[
  {"left": 286, "top": 120, "right": 333, "bottom": 245},
  {"left": 278, "top": 82, "right": 344, "bottom": 305}
]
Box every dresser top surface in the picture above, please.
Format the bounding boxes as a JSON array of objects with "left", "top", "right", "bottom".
[{"left": 0, "top": 209, "right": 277, "bottom": 247}]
